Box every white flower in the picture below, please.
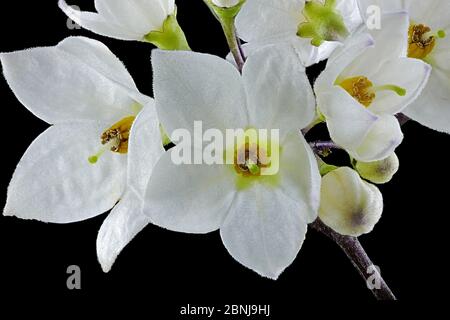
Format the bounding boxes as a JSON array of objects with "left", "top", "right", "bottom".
[
  {"left": 212, "top": 0, "right": 240, "bottom": 8},
  {"left": 235, "top": 0, "right": 363, "bottom": 66},
  {"left": 359, "top": 0, "right": 450, "bottom": 134},
  {"left": 59, "top": 0, "right": 175, "bottom": 41},
  {"left": 315, "top": 13, "right": 431, "bottom": 162},
  {"left": 0, "top": 37, "right": 164, "bottom": 271},
  {"left": 319, "top": 167, "right": 383, "bottom": 237},
  {"left": 145, "top": 45, "right": 321, "bottom": 279}
]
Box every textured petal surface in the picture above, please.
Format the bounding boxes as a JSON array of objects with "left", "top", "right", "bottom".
[
  {"left": 243, "top": 44, "right": 315, "bottom": 137},
  {"left": 97, "top": 103, "right": 165, "bottom": 272},
  {"left": 351, "top": 114, "right": 404, "bottom": 161},
  {"left": 152, "top": 50, "right": 248, "bottom": 136},
  {"left": 236, "top": 0, "right": 304, "bottom": 42},
  {"left": 368, "top": 57, "right": 431, "bottom": 115},
  {"left": 404, "top": 68, "right": 450, "bottom": 133},
  {"left": 318, "top": 86, "right": 379, "bottom": 150},
  {"left": 4, "top": 122, "right": 127, "bottom": 223},
  {"left": 59, "top": 0, "right": 144, "bottom": 40},
  {"left": 221, "top": 183, "right": 308, "bottom": 280},
  {"left": 144, "top": 149, "right": 236, "bottom": 234},
  {"left": 277, "top": 132, "right": 321, "bottom": 224},
  {"left": 0, "top": 37, "right": 143, "bottom": 124}
]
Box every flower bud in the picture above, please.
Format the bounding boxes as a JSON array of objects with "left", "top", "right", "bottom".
[
  {"left": 354, "top": 153, "right": 399, "bottom": 184},
  {"left": 212, "top": 0, "right": 240, "bottom": 8},
  {"left": 319, "top": 167, "right": 383, "bottom": 237}
]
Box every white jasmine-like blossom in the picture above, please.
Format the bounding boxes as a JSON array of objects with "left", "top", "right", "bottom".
[
  {"left": 359, "top": 0, "right": 450, "bottom": 134},
  {"left": 235, "top": 0, "right": 363, "bottom": 66},
  {"left": 145, "top": 45, "right": 321, "bottom": 279},
  {"left": 1, "top": 37, "right": 164, "bottom": 270},
  {"left": 59, "top": 0, "right": 175, "bottom": 41},
  {"left": 212, "top": 0, "right": 240, "bottom": 8},
  {"left": 315, "top": 13, "right": 431, "bottom": 162},
  {"left": 319, "top": 167, "right": 383, "bottom": 237}
]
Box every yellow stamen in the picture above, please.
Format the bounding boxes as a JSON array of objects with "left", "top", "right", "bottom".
[
  {"left": 338, "top": 76, "right": 406, "bottom": 108},
  {"left": 101, "top": 116, "right": 136, "bottom": 154},
  {"left": 234, "top": 143, "right": 270, "bottom": 177},
  {"left": 88, "top": 116, "right": 136, "bottom": 164},
  {"left": 408, "top": 24, "right": 436, "bottom": 59},
  {"left": 339, "top": 76, "right": 375, "bottom": 107}
]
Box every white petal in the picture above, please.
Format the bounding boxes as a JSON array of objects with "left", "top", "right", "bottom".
[
  {"left": 58, "top": 37, "right": 146, "bottom": 103},
  {"left": 97, "top": 190, "right": 150, "bottom": 272},
  {"left": 404, "top": 68, "right": 450, "bottom": 133},
  {"left": 242, "top": 44, "right": 315, "bottom": 137},
  {"left": 220, "top": 183, "right": 308, "bottom": 280},
  {"left": 318, "top": 86, "right": 379, "bottom": 150},
  {"left": 93, "top": 0, "right": 170, "bottom": 36},
  {"left": 0, "top": 37, "right": 144, "bottom": 125},
  {"left": 315, "top": 32, "right": 374, "bottom": 92},
  {"left": 143, "top": 149, "right": 236, "bottom": 234},
  {"left": 236, "top": 0, "right": 304, "bottom": 43},
  {"left": 336, "top": 0, "right": 364, "bottom": 33},
  {"left": 351, "top": 114, "right": 403, "bottom": 162},
  {"left": 127, "top": 101, "right": 165, "bottom": 196},
  {"left": 59, "top": 1, "right": 143, "bottom": 40},
  {"left": 277, "top": 132, "right": 321, "bottom": 223},
  {"left": 408, "top": 0, "right": 450, "bottom": 31},
  {"left": 4, "top": 122, "right": 127, "bottom": 223},
  {"left": 368, "top": 57, "right": 431, "bottom": 115},
  {"left": 151, "top": 50, "right": 248, "bottom": 136},
  {"left": 357, "top": 0, "right": 407, "bottom": 21},
  {"left": 340, "top": 13, "right": 410, "bottom": 80},
  {"left": 97, "top": 102, "right": 164, "bottom": 273}
]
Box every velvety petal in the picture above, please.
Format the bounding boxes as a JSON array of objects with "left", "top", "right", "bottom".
[
  {"left": 368, "top": 57, "right": 431, "bottom": 115},
  {"left": 235, "top": 0, "right": 304, "bottom": 43},
  {"left": 143, "top": 148, "right": 236, "bottom": 234},
  {"left": 97, "top": 190, "right": 150, "bottom": 272},
  {"left": 127, "top": 102, "right": 165, "bottom": 195},
  {"left": 151, "top": 50, "right": 248, "bottom": 136},
  {"left": 93, "top": 0, "right": 172, "bottom": 36},
  {"left": 351, "top": 114, "right": 403, "bottom": 161},
  {"left": 408, "top": 0, "right": 450, "bottom": 31},
  {"left": 3, "top": 122, "right": 127, "bottom": 223},
  {"left": 315, "top": 32, "right": 374, "bottom": 92},
  {"left": 277, "top": 132, "right": 321, "bottom": 223},
  {"left": 59, "top": 1, "right": 144, "bottom": 40},
  {"left": 404, "top": 68, "right": 450, "bottom": 133},
  {"left": 340, "top": 13, "right": 410, "bottom": 80},
  {"left": 318, "top": 86, "right": 379, "bottom": 150},
  {"left": 0, "top": 37, "right": 143, "bottom": 125},
  {"left": 220, "top": 183, "right": 308, "bottom": 280},
  {"left": 97, "top": 102, "right": 164, "bottom": 273},
  {"left": 357, "top": 0, "right": 407, "bottom": 21},
  {"left": 242, "top": 44, "right": 315, "bottom": 137}
]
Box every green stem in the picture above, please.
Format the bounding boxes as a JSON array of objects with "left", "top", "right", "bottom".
[{"left": 221, "top": 16, "right": 245, "bottom": 72}]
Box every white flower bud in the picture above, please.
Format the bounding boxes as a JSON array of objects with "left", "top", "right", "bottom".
[
  {"left": 354, "top": 153, "right": 399, "bottom": 184},
  {"left": 212, "top": 0, "right": 240, "bottom": 8},
  {"left": 319, "top": 167, "right": 383, "bottom": 237}
]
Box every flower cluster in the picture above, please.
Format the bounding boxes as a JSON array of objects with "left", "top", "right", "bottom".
[{"left": 1, "top": 0, "right": 448, "bottom": 289}]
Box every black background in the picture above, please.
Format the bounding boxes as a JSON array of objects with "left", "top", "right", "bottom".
[{"left": 0, "top": 0, "right": 448, "bottom": 313}]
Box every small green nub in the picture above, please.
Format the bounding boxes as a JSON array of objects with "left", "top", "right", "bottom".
[
  {"left": 438, "top": 30, "right": 446, "bottom": 38},
  {"left": 88, "top": 156, "right": 99, "bottom": 164},
  {"left": 247, "top": 162, "right": 260, "bottom": 175},
  {"left": 394, "top": 87, "right": 407, "bottom": 97}
]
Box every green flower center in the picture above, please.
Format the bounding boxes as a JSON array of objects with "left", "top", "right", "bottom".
[{"left": 297, "top": 0, "right": 349, "bottom": 47}]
